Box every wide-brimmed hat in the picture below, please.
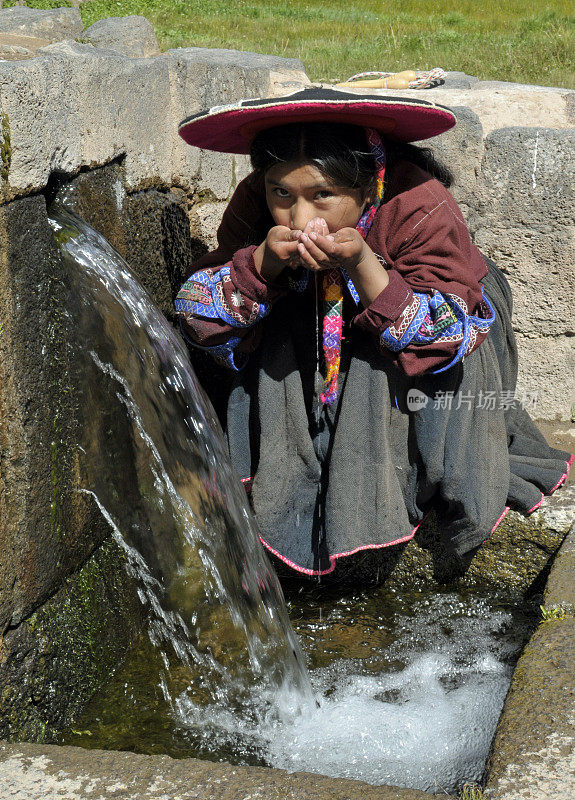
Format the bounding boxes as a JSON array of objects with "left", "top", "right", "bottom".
[{"left": 178, "top": 86, "right": 456, "bottom": 154}]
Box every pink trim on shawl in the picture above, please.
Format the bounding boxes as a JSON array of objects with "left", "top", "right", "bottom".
[
  {"left": 259, "top": 526, "right": 419, "bottom": 577},
  {"left": 548, "top": 453, "right": 574, "bottom": 493},
  {"left": 526, "top": 496, "right": 544, "bottom": 514},
  {"left": 491, "top": 505, "right": 511, "bottom": 533},
  {"left": 249, "top": 451, "right": 575, "bottom": 577},
  {"left": 488, "top": 452, "right": 573, "bottom": 528}
]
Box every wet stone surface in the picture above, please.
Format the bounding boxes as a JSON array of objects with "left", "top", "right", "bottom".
[
  {"left": 485, "top": 614, "right": 575, "bottom": 799},
  {"left": 0, "top": 741, "right": 439, "bottom": 800},
  {"left": 52, "top": 162, "right": 198, "bottom": 323}
]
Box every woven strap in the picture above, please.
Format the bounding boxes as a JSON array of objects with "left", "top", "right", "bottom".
[{"left": 320, "top": 128, "right": 386, "bottom": 405}]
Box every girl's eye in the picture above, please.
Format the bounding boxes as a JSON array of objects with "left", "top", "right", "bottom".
[
  {"left": 273, "top": 188, "right": 290, "bottom": 198},
  {"left": 315, "top": 190, "right": 333, "bottom": 199}
]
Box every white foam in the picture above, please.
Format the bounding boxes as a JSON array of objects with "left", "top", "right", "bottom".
[
  {"left": 265, "top": 656, "right": 509, "bottom": 791},
  {"left": 173, "top": 593, "right": 518, "bottom": 794}
]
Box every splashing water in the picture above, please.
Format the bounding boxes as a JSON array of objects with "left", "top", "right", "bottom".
[
  {"left": 48, "top": 207, "right": 314, "bottom": 724},
  {"left": 165, "top": 590, "right": 527, "bottom": 793}
]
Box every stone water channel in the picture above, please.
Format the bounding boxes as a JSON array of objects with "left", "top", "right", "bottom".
[
  {"left": 4, "top": 193, "right": 574, "bottom": 800},
  {"left": 55, "top": 582, "right": 537, "bottom": 792},
  {"left": 1, "top": 7, "right": 574, "bottom": 799}
]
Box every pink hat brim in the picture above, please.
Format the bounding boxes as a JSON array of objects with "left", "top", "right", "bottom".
[{"left": 178, "top": 88, "right": 456, "bottom": 153}]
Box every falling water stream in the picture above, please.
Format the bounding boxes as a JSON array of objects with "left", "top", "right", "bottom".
[
  {"left": 49, "top": 208, "right": 537, "bottom": 794},
  {"left": 48, "top": 206, "right": 313, "bottom": 721}
]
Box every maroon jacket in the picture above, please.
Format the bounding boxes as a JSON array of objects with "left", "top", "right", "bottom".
[{"left": 176, "top": 160, "right": 493, "bottom": 375}]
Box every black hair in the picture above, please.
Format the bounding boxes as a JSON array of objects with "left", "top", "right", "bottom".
[
  {"left": 249, "top": 122, "right": 454, "bottom": 194},
  {"left": 386, "top": 140, "right": 454, "bottom": 188}
]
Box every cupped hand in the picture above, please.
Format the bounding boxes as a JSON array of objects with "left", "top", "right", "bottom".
[
  {"left": 254, "top": 225, "right": 304, "bottom": 281},
  {"left": 296, "top": 220, "right": 367, "bottom": 273},
  {"left": 302, "top": 217, "right": 330, "bottom": 238}
]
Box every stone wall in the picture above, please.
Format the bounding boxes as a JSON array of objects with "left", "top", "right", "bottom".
[{"left": 420, "top": 85, "right": 575, "bottom": 421}]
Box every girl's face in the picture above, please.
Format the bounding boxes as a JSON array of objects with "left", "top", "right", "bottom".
[{"left": 264, "top": 161, "right": 369, "bottom": 234}]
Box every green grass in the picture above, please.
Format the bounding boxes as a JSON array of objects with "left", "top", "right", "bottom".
[
  {"left": 540, "top": 604, "right": 569, "bottom": 621},
  {"left": 6, "top": 1, "right": 575, "bottom": 88},
  {"left": 459, "top": 784, "right": 485, "bottom": 800}
]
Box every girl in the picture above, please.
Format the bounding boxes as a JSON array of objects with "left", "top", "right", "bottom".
[{"left": 175, "top": 87, "right": 573, "bottom": 582}]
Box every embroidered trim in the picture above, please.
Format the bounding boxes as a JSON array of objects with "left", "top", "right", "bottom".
[
  {"left": 379, "top": 286, "right": 495, "bottom": 372},
  {"left": 175, "top": 265, "right": 270, "bottom": 328},
  {"left": 320, "top": 127, "right": 387, "bottom": 405}
]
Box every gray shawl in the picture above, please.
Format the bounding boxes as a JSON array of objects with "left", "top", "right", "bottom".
[{"left": 225, "top": 259, "right": 571, "bottom": 576}]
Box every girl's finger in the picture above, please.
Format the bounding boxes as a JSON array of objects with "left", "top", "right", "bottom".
[
  {"left": 297, "top": 241, "right": 322, "bottom": 271},
  {"left": 303, "top": 218, "right": 317, "bottom": 236},
  {"left": 304, "top": 217, "right": 328, "bottom": 237},
  {"left": 298, "top": 233, "right": 332, "bottom": 264},
  {"left": 278, "top": 238, "right": 303, "bottom": 256},
  {"left": 308, "top": 232, "right": 340, "bottom": 257},
  {"left": 284, "top": 239, "right": 301, "bottom": 251}
]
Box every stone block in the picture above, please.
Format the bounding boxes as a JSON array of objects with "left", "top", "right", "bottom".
[
  {"left": 384, "top": 507, "right": 567, "bottom": 601},
  {"left": 0, "top": 7, "right": 83, "bottom": 43},
  {"left": 122, "top": 187, "right": 195, "bottom": 320},
  {"left": 514, "top": 334, "right": 575, "bottom": 422},
  {"left": 233, "top": 153, "right": 254, "bottom": 187},
  {"left": 51, "top": 160, "right": 128, "bottom": 252},
  {"left": 484, "top": 617, "right": 575, "bottom": 799},
  {"left": 0, "top": 185, "right": 192, "bottom": 638},
  {"left": 82, "top": 16, "right": 160, "bottom": 58},
  {"left": 434, "top": 71, "right": 479, "bottom": 91},
  {"left": 422, "top": 105, "right": 484, "bottom": 207},
  {"left": 369, "top": 82, "right": 574, "bottom": 136},
  {"left": 0, "top": 740, "right": 437, "bottom": 800},
  {"left": 0, "top": 33, "right": 50, "bottom": 61},
  {"left": 478, "top": 127, "right": 575, "bottom": 228},
  {"left": 194, "top": 150, "right": 235, "bottom": 201},
  {"left": 0, "top": 539, "right": 143, "bottom": 740},
  {"left": 0, "top": 44, "right": 187, "bottom": 195},
  {"left": 0, "top": 195, "right": 110, "bottom": 632},
  {"left": 161, "top": 48, "right": 308, "bottom": 191},
  {"left": 165, "top": 45, "right": 305, "bottom": 75},
  {"left": 0, "top": 46, "right": 308, "bottom": 199},
  {"left": 191, "top": 201, "right": 227, "bottom": 252},
  {"left": 473, "top": 226, "right": 574, "bottom": 338},
  {"left": 469, "top": 127, "right": 575, "bottom": 419},
  {"left": 543, "top": 523, "right": 575, "bottom": 611}
]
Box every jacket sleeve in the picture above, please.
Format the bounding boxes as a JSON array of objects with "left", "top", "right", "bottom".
[
  {"left": 175, "top": 174, "right": 287, "bottom": 369},
  {"left": 353, "top": 173, "right": 495, "bottom": 376}
]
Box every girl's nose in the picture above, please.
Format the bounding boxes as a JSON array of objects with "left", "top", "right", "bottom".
[{"left": 290, "top": 199, "right": 313, "bottom": 231}]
